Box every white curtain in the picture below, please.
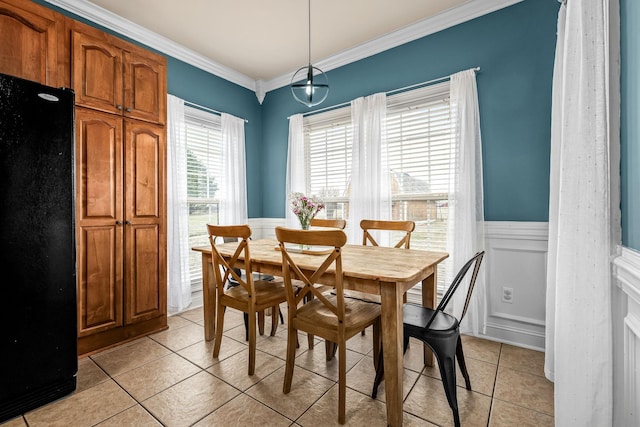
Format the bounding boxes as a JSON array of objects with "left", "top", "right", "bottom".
[
  {"left": 285, "top": 114, "right": 305, "bottom": 227},
  {"left": 446, "top": 69, "right": 485, "bottom": 336},
  {"left": 545, "top": 0, "right": 616, "bottom": 424},
  {"left": 219, "top": 113, "right": 248, "bottom": 225},
  {"left": 348, "top": 93, "right": 390, "bottom": 243},
  {"left": 166, "top": 94, "right": 192, "bottom": 314}
]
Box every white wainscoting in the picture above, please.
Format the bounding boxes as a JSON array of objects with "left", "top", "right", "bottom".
[
  {"left": 249, "top": 219, "right": 550, "bottom": 350},
  {"left": 481, "top": 222, "right": 549, "bottom": 350},
  {"left": 613, "top": 246, "right": 640, "bottom": 426}
]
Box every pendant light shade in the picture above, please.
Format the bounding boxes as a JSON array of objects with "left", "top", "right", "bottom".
[
  {"left": 291, "top": 0, "right": 328, "bottom": 107},
  {"left": 291, "top": 64, "right": 329, "bottom": 107}
]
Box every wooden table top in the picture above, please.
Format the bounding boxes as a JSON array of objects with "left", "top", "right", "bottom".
[{"left": 193, "top": 238, "right": 448, "bottom": 286}]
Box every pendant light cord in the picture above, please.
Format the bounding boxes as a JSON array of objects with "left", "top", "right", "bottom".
[{"left": 307, "top": 0, "right": 311, "bottom": 66}]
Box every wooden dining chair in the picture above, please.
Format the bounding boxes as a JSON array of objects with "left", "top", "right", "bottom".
[
  {"left": 346, "top": 219, "right": 416, "bottom": 342},
  {"left": 224, "top": 235, "right": 281, "bottom": 341},
  {"left": 371, "top": 251, "right": 485, "bottom": 427},
  {"left": 310, "top": 218, "right": 347, "bottom": 229},
  {"left": 275, "top": 226, "right": 381, "bottom": 424},
  {"left": 360, "top": 219, "right": 416, "bottom": 249},
  {"left": 208, "top": 224, "right": 287, "bottom": 375}
]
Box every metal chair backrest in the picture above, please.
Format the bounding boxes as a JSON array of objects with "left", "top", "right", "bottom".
[{"left": 427, "top": 251, "right": 485, "bottom": 328}]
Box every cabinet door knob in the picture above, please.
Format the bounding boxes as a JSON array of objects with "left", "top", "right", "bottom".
[
  {"left": 116, "top": 104, "right": 123, "bottom": 110},
  {"left": 125, "top": 107, "right": 132, "bottom": 112},
  {"left": 125, "top": 220, "right": 132, "bottom": 225},
  {"left": 115, "top": 220, "right": 123, "bottom": 225}
]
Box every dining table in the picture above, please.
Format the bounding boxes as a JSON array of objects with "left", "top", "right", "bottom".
[{"left": 192, "top": 238, "right": 448, "bottom": 427}]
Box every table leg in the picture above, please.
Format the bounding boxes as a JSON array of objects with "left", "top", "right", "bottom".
[
  {"left": 422, "top": 270, "right": 437, "bottom": 366},
  {"left": 201, "top": 253, "right": 216, "bottom": 341},
  {"left": 381, "top": 282, "right": 405, "bottom": 427}
]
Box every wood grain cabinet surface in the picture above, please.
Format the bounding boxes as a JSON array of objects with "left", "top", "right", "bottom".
[
  {"left": 72, "top": 28, "right": 167, "bottom": 125},
  {"left": 75, "top": 108, "right": 167, "bottom": 355},
  {"left": 0, "top": 0, "right": 67, "bottom": 87}
]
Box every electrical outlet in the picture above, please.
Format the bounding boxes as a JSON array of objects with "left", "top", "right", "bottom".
[{"left": 502, "top": 287, "right": 513, "bottom": 303}]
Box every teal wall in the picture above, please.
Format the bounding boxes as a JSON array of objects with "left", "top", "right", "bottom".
[
  {"left": 35, "top": 0, "right": 264, "bottom": 218},
  {"left": 260, "top": 0, "right": 558, "bottom": 220},
  {"left": 621, "top": 0, "right": 640, "bottom": 250},
  {"left": 38, "top": 0, "right": 558, "bottom": 222}
]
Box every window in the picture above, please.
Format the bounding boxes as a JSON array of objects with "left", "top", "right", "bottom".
[
  {"left": 184, "top": 106, "right": 222, "bottom": 290},
  {"left": 304, "top": 82, "right": 453, "bottom": 296}
]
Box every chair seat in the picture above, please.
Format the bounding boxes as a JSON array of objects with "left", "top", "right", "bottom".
[
  {"left": 223, "top": 279, "right": 287, "bottom": 308},
  {"left": 403, "top": 302, "right": 459, "bottom": 332},
  {"left": 294, "top": 295, "right": 381, "bottom": 341}
]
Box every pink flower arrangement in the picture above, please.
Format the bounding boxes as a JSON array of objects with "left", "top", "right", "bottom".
[{"left": 288, "top": 192, "right": 325, "bottom": 230}]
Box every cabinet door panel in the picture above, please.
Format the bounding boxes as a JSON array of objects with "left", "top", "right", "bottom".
[
  {"left": 72, "top": 30, "right": 123, "bottom": 115},
  {"left": 123, "top": 50, "right": 166, "bottom": 124},
  {"left": 76, "top": 109, "right": 124, "bottom": 337},
  {"left": 124, "top": 120, "right": 166, "bottom": 323},
  {"left": 0, "top": 0, "right": 61, "bottom": 86},
  {"left": 126, "top": 121, "right": 164, "bottom": 218},
  {"left": 76, "top": 109, "right": 123, "bottom": 222},
  {"left": 77, "top": 226, "right": 123, "bottom": 336},
  {"left": 125, "top": 224, "right": 163, "bottom": 322}
]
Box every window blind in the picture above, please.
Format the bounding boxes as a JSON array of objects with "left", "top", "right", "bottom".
[
  {"left": 184, "top": 106, "right": 222, "bottom": 288},
  {"left": 302, "top": 82, "right": 453, "bottom": 296}
]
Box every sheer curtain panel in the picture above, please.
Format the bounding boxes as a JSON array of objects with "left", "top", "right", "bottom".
[
  {"left": 220, "top": 113, "right": 248, "bottom": 225},
  {"left": 285, "top": 114, "right": 305, "bottom": 227},
  {"left": 167, "top": 94, "right": 192, "bottom": 314},
  {"left": 348, "top": 93, "right": 391, "bottom": 243},
  {"left": 446, "top": 69, "right": 486, "bottom": 336},
  {"left": 545, "top": 0, "right": 618, "bottom": 424}
]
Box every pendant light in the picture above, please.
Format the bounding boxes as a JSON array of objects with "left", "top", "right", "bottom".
[{"left": 291, "top": 0, "right": 329, "bottom": 107}]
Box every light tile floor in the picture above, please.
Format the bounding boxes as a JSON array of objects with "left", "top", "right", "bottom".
[{"left": 2, "top": 306, "right": 554, "bottom": 427}]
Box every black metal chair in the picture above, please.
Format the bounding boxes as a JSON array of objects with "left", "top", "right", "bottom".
[{"left": 371, "top": 251, "right": 485, "bottom": 427}]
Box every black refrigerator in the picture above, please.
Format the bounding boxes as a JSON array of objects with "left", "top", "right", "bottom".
[{"left": 0, "top": 73, "right": 77, "bottom": 422}]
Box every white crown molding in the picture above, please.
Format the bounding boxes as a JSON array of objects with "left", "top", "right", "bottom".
[
  {"left": 43, "top": 0, "right": 256, "bottom": 91},
  {"left": 259, "top": 0, "right": 524, "bottom": 94},
  {"left": 46, "top": 0, "right": 522, "bottom": 103}
]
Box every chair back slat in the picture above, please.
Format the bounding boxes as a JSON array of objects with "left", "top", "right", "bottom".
[
  {"left": 360, "top": 219, "right": 415, "bottom": 249},
  {"left": 426, "top": 251, "right": 485, "bottom": 328},
  {"left": 310, "top": 218, "right": 347, "bottom": 229}
]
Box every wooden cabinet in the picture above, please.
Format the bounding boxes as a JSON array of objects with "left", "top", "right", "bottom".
[
  {"left": 75, "top": 108, "right": 167, "bottom": 354},
  {"left": 0, "top": 0, "right": 67, "bottom": 87},
  {"left": 72, "top": 22, "right": 167, "bottom": 355},
  {"left": 72, "top": 29, "right": 166, "bottom": 125}
]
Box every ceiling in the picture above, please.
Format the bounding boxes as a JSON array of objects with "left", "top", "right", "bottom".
[{"left": 48, "top": 0, "right": 521, "bottom": 97}]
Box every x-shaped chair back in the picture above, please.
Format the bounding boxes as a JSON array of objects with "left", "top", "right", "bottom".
[
  {"left": 208, "top": 224, "right": 255, "bottom": 302},
  {"left": 360, "top": 219, "right": 416, "bottom": 249},
  {"left": 275, "top": 227, "right": 348, "bottom": 322}
]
